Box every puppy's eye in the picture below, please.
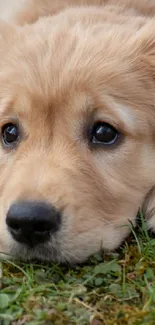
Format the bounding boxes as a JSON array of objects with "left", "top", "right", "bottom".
[
  {"left": 2, "top": 123, "right": 19, "bottom": 146},
  {"left": 90, "top": 122, "right": 119, "bottom": 145}
]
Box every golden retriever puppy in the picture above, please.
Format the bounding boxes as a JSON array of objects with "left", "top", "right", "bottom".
[{"left": 0, "top": 0, "right": 155, "bottom": 263}]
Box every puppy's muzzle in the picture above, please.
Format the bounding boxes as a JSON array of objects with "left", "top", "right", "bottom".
[{"left": 6, "top": 201, "right": 61, "bottom": 247}]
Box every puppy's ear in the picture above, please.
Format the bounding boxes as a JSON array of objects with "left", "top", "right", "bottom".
[
  {"left": 142, "top": 187, "right": 155, "bottom": 232},
  {"left": 0, "top": 20, "right": 17, "bottom": 41},
  {"left": 134, "top": 23, "right": 155, "bottom": 228},
  {"left": 133, "top": 21, "right": 155, "bottom": 69}
]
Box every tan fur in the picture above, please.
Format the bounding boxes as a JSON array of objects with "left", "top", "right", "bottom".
[{"left": 0, "top": 0, "right": 155, "bottom": 263}]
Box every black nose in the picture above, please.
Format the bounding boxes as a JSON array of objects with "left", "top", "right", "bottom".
[{"left": 6, "top": 201, "right": 61, "bottom": 247}]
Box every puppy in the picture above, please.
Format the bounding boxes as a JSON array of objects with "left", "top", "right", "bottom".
[{"left": 0, "top": 0, "right": 155, "bottom": 263}]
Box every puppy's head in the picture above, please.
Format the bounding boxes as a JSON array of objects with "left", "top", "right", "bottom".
[{"left": 0, "top": 10, "right": 155, "bottom": 263}]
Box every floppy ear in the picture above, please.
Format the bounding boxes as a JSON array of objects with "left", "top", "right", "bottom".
[
  {"left": 142, "top": 187, "right": 155, "bottom": 231},
  {"left": 133, "top": 21, "right": 155, "bottom": 71},
  {"left": 0, "top": 20, "right": 17, "bottom": 41},
  {"left": 135, "top": 22, "right": 155, "bottom": 228}
]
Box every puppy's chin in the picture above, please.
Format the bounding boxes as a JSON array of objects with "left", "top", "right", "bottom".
[
  {"left": 8, "top": 243, "right": 97, "bottom": 265},
  {"left": 8, "top": 242, "right": 88, "bottom": 265},
  {"left": 7, "top": 242, "right": 62, "bottom": 263},
  {"left": 7, "top": 245, "right": 88, "bottom": 265}
]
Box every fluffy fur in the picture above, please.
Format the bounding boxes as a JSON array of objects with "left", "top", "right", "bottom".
[{"left": 0, "top": 0, "right": 155, "bottom": 263}]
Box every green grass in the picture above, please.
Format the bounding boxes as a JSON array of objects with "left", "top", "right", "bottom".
[{"left": 1, "top": 215, "right": 155, "bottom": 325}]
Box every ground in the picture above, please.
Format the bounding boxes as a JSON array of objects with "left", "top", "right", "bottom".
[{"left": 1, "top": 214, "right": 155, "bottom": 325}]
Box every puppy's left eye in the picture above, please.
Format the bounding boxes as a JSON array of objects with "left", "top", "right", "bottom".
[
  {"left": 90, "top": 122, "right": 119, "bottom": 145},
  {"left": 2, "top": 123, "right": 19, "bottom": 147}
]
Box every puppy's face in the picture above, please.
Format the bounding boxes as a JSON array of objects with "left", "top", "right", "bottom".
[{"left": 0, "top": 12, "right": 155, "bottom": 263}]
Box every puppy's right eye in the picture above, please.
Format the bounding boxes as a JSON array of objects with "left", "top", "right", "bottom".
[
  {"left": 90, "top": 122, "right": 119, "bottom": 146},
  {"left": 2, "top": 123, "right": 19, "bottom": 146}
]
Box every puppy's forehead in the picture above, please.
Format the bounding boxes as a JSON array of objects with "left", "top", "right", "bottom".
[
  {"left": 0, "top": 17, "right": 133, "bottom": 98},
  {"left": 0, "top": 18, "right": 153, "bottom": 136}
]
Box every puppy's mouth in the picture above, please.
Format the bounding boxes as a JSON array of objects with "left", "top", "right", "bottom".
[{"left": 10, "top": 239, "right": 62, "bottom": 263}]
